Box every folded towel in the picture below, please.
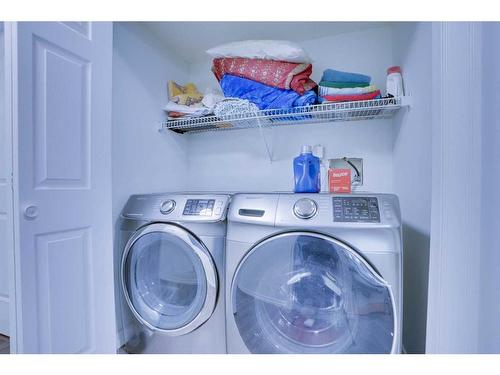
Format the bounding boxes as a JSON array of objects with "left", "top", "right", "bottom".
[
  {"left": 319, "top": 81, "right": 370, "bottom": 89},
  {"left": 320, "top": 90, "right": 381, "bottom": 103},
  {"left": 167, "top": 111, "right": 186, "bottom": 118},
  {"left": 164, "top": 101, "right": 212, "bottom": 117},
  {"left": 319, "top": 84, "right": 378, "bottom": 97},
  {"left": 219, "top": 74, "right": 317, "bottom": 110},
  {"left": 321, "top": 69, "right": 371, "bottom": 84},
  {"left": 212, "top": 57, "right": 316, "bottom": 95}
]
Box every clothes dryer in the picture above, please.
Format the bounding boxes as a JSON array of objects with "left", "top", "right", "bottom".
[{"left": 118, "top": 193, "right": 230, "bottom": 353}]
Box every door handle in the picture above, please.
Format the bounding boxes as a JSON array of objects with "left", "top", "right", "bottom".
[{"left": 24, "top": 205, "right": 39, "bottom": 219}]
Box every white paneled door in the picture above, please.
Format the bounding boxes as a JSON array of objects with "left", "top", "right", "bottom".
[{"left": 8, "top": 22, "right": 116, "bottom": 353}]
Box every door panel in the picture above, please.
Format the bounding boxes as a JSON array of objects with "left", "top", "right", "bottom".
[
  {"left": 35, "top": 228, "right": 93, "bottom": 353},
  {"left": 33, "top": 36, "right": 90, "bottom": 189},
  {"left": 11, "top": 22, "right": 115, "bottom": 353},
  {"left": 61, "top": 22, "right": 91, "bottom": 40},
  {"left": 232, "top": 232, "right": 396, "bottom": 354}
]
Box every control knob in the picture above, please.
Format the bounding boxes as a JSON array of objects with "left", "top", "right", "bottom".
[
  {"left": 160, "top": 199, "right": 176, "bottom": 214},
  {"left": 293, "top": 198, "right": 318, "bottom": 219}
]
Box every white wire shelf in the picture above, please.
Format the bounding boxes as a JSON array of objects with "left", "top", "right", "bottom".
[{"left": 160, "top": 97, "right": 405, "bottom": 134}]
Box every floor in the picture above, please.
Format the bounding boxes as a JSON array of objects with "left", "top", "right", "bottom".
[{"left": 0, "top": 334, "right": 9, "bottom": 354}]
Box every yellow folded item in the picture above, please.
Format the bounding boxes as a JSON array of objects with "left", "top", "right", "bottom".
[{"left": 168, "top": 81, "right": 203, "bottom": 106}]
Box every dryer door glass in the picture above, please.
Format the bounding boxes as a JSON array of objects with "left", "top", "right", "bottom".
[
  {"left": 122, "top": 223, "right": 217, "bottom": 334},
  {"left": 232, "top": 232, "right": 396, "bottom": 353}
]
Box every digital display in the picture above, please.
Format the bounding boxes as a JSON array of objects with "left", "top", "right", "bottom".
[
  {"left": 183, "top": 199, "right": 215, "bottom": 216},
  {"left": 333, "top": 197, "right": 380, "bottom": 223}
]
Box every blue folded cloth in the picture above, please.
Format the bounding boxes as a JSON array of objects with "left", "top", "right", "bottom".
[
  {"left": 220, "top": 74, "right": 317, "bottom": 110},
  {"left": 320, "top": 69, "right": 371, "bottom": 84}
]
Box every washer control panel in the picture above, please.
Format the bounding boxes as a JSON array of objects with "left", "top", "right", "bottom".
[
  {"left": 183, "top": 199, "right": 216, "bottom": 216},
  {"left": 333, "top": 197, "right": 380, "bottom": 223}
]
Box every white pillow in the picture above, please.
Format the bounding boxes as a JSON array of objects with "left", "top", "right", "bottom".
[{"left": 206, "top": 40, "right": 312, "bottom": 63}]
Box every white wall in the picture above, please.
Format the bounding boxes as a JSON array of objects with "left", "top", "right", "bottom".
[
  {"left": 112, "top": 22, "right": 190, "bottom": 222},
  {"left": 391, "top": 22, "right": 432, "bottom": 354},
  {"left": 186, "top": 121, "right": 394, "bottom": 193},
  {"left": 479, "top": 22, "right": 500, "bottom": 353},
  {"left": 0, "top": 24, "right": 10, "bottom": 336},
  {"left": 111, "top": 22, "right": 190, "bottom": 345},
  {"left": 186, "top": 27, "right": 396, "bottom": 193}
]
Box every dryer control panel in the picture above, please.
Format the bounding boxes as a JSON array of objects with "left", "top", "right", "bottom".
[
  {"left": 183, "top": 199, "right": 216, "bottom": 216},
  {"left": 121, "top": 193, "right": 231, "bottom": 223}
]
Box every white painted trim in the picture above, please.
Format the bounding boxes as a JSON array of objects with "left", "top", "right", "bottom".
[
  {"left": 426, "top": 22, "right": 482, "bottom": 353},
  {"left": 0, "top": 23, "right": 8, "bottom": 337},
  {"left": 4, "top": 22, "right": 18, "bottom": 353}
]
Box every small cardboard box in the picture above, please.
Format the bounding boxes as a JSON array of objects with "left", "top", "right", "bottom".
[{"left": 329, "top": 168, "right": 352, "bottom": 193}]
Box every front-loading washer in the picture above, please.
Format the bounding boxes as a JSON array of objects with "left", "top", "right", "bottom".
[
  {"left": 117, "top": 193, "right": 230, "bottom": 353},
  {"left": 226, "top": 193, "right": 402, "bottom": 354}
]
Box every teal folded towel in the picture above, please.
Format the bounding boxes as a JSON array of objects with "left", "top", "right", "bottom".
[{"left": 321, "top": 69, "right": 371, "bottom": 84}]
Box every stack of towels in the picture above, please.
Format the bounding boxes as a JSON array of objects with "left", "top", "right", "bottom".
[
  {"left": 318, "top": 69, "right": 381, "bottom": 103},
  {"left": 164, "top": 81, "right": 224, "bottom": 120},
  {"left": 208, "top": 41, "right": 317, "bottom": 110}
]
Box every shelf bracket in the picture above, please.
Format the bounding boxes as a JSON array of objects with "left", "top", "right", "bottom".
[
  {"left": 256, "top": 117, "right": 273, "bottom": 163},
  {"left": 400, "top": 95, "right": 412, "bottom": 107}
]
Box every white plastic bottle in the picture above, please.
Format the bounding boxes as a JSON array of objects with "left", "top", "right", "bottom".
[
  {"left": 386, "top": 66, "right": 404, "bottom": 98},
  {"left": 313, "top": 145, "right": 329, "bottom": 193}
]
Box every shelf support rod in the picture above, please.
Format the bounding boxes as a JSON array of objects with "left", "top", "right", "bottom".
[{"left": 256, "top": 117, "right": 273, "bottom": 163}]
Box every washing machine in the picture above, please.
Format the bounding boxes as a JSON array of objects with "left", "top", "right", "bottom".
[
  {"left": 118, "top": 193, "right": 230, "bottom": 353},
  {"left": 226, "top": 193, "right": 402, "bottom": 354}
]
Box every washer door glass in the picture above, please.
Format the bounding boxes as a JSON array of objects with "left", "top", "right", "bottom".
[
  {"left": 232, "top": 232, "right": 396, "bottom": 353},
  {"left": 122, "top": 223, "right": 217, "bottom": 333}
]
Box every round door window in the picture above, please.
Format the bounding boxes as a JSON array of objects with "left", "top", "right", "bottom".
[
  {"left": 122, "top": 223, "right": 217, "bottom": 334},
  {"left": 232, "top": 232, "right": 396, "bottom": 353}
]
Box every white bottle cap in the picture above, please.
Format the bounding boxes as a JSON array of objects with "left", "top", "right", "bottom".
[
  {"left": 313, "top": 144, "right": 324, "bottom": 159},
  {"left": 301, "top": 145, "right": 312, "bottom": 154}
]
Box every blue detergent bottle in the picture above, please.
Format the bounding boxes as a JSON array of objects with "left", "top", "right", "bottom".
[{"left": 293, "top": 145, "right": 321, "bottom": 193}]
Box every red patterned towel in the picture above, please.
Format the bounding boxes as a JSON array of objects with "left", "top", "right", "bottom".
[
  {"left": 212, "top": 57, "right": 316, "bottom": 95},
  {"left": 321, "top": 90, "right": 381, "bottom": 103}
]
